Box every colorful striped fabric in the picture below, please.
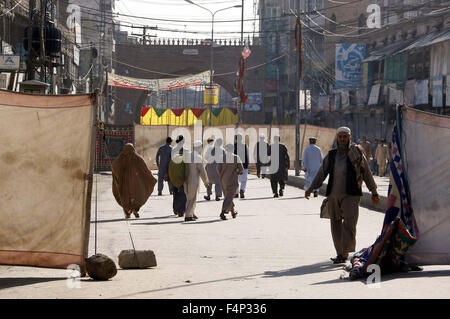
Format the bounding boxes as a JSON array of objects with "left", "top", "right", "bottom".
[
  {"left": 140, "top": 107, "right": 238, "bottom": 126},
  {"left": 349, "top": 107, "right": 419, "bottom": 279}
]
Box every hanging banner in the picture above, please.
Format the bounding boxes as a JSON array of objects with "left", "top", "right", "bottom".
[
  {"left": 388, "top": 83, "right": 404, "bottom": 105},
  {"left": 432, "top": 76, "right": 443, "bottom": 107},
  {"left": 404, "top": 80, "right": 416, "bottom": 107},
  {"left": 446, "top": 75, "right": 450, "bottom": 107},
  {"left": 414, "top": 79, "right": 429, "bottom": 106},
  {"left": 244, "top": 93, "right": 262, "bottom": 111},
  {"left": 204, "top": 83, "right": 219, "bottom": 106},
  {"left": 367, "top": 84, "right": 381, "bottom": 105},
  {"left": 0, "top": 90, "right": 95, "bottom": 271},
  {"left": 108, "top": 71, "right": 210, "bottom": 91},
  {"left": 0, "top": 55, "right": 20, "bottom": 71},
  {"left": 335, "top": 44, "right": 365, "bottom": 89}
]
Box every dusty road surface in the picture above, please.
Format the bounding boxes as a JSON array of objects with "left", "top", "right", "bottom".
[{"left": 1, "top": 173, "right": 449, "bottom": 299}]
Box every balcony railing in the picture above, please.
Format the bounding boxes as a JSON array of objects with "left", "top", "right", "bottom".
[{"left": 122, "top": 37, "right": 262, "bottom": 46}]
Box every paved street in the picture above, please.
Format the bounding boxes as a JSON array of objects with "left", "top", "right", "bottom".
[{"left": 1, "top": 173, "right": 449, "bottom": 299}]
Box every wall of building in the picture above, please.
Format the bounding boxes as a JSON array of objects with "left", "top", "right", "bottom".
[
  {"left": 114, "top": 42, "right": 266, "bottom": 125},
  {"left": 135, "top": 123, "right": 337, "bottom": 170}
]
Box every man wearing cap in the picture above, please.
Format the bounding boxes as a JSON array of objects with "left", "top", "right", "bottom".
[
  {"left": 234, "top": 133, "right": 250, "bottom": 198},
  {"left": 302, "top": 137, "right": 323, "bottom": 197},
  {"left": 204, "top": 137, "right": 223, "bottom": 201},
  {"left": 359, "top": 136, "right": 372, "bottom": 164},
  {"left": 254, "top": 133, "right": 271, "bottom": 178},
  {"left": 375, "top": 139, "right": 389, "bottom": 177},
  {"left": 305, "top": 127, "right": 379, "bottom": 264},
  {"left": 156, "top": 137, "right": 174, "bottom": 196},
  {"left": 270, "top": 135, "right": 290, "bottom": 197},
  {"left": 171, "top": 135, "right": 188, "bottom": 217},
  {"left": 183, "top": 140, "right": 210, "bottom": 222},
  {"left": 217, "top": 144, "right": 244, "bottom": 220}
]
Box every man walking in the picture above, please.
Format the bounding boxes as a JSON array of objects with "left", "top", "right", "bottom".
[
  {"left": 184, "top": 140, "right": 210, "bottom": 222},
  {"left": 156, "top": 137, "right": 174, "bottom": 196},
  {"left": 305, "top": 127, "right": 379, "bottom": 264},
  {"left": 234, "top": 133, "right": 249, "bottom": 198},
  {"left": 270, "top": 136, "right": 290, "bottom": 197},
  {"left": 359, "top": 136, "right": 372, "bottom": 162},
  {"left": 204, "top": 137, "right": 223, "bottom": 201},
  {"left": 375, "top": 139, "right": 389, "bottom": 177},
  {"left": 170, "top": 135, "right": 188, "bottom": 217},
  {"left": 254, "top": 133, "right": 271, "bottom": 178},
  {"left": 112, "top": 143, "right": 157, "bottom": 219},
  {"left": 371, "top": 139, "right": 379, "bottom": 175},
  {"left": 217, "top": 144, "right": 244, "bottom": 220},
  {"left": 302, "top": 137, "right": 323, "bottom": 197}
]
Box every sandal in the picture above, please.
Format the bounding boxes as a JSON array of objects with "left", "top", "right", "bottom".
[{"left": 330, "top": 255, "right": 347, "bottom": 264}]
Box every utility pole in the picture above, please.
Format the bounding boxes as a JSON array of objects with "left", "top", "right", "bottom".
[
  {"left": 294, "top": 15, "right": 302, "bottom": 176},
  {"left": 241, "top": 0, "right": 244, "bottom": 45},
  {"left": 132, "top": 25, "right": 157, "bottom": 44},
  {"left": 26, "top": 0, "right": 36, "bottom": 80},
  {"left": 39, "top": 0, "right": 46, "bottom": 83},
  {"left": 99, "top": 0, "right": 105, "bottom": 121}
]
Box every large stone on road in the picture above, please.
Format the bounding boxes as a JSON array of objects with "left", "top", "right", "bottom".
[
  {"left": 118, "top": 249, "right": 157, "bottom": 269},
  {"left": 86, "top": 253, "right": 117, "bottom": 280}
]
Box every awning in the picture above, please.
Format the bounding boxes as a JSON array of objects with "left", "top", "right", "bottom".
[
  {"left": 362, "top": 40, "right": 415, "bottom": 63},
  {"left": 396, "top": 29, "right": 450, "bottom": 54}
]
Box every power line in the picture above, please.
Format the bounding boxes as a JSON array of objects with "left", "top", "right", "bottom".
[{"left": 0, "top": 0, "right": 25, "bottom": 17}]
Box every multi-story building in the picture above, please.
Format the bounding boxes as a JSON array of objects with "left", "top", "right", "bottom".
[
  {"left": 320, "top": 0, "right": 450, "bottom": 141},
  {"left": 68, "top": 0, "right": 116, "bottom": 123},
  {"left": 0, "top": 0, "right": 78, "bottom": 94},
  {"left": 258, "top": 0, "right": 450, "bottom": 141}
]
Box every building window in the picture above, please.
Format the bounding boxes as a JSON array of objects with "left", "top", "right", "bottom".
[{"left": 407, "top": 47, "right": 430, "bottom": 80}]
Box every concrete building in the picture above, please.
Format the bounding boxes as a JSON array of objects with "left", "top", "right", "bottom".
[
  {"left": 0, "top": 0, "right": 78, "bottom": 94},
  {"left": 318, "top": 0, "right": 450, "bottom": 141},
  {"left": 257, "top": 1, "right": 450, "bottom": 142}
]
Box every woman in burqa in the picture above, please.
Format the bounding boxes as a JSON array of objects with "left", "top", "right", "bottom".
[{"left": 112, "top": 143, "right": 157, "bottom": 218}]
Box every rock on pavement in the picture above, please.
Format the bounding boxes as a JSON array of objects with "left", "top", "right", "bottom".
[
  {"left": 86, "top": 253, "right": 117, "bottom": 280},
  {"left": 118, "top": 249, "right": 157, "bottom": 269}
]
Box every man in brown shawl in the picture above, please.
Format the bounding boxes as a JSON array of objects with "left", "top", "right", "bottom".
[
  {"left": 217, "top": 143, "right": 244, "bottom": 220},
  {"left": 112, "top": 143, "right": 157, "bottom": 219}
]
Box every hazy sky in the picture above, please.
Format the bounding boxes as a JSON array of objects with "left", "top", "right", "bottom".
[{"left": 115, "top": 0, "right": 259, "bottom": 41}]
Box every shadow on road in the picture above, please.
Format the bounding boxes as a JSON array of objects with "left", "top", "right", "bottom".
[
  {"left": 91, "top": 215, "right": 173, "bottom": 224},
  {"left": 0, "top": 277, "right": 67, "bottom": 290},
  {"left": 182, "top": 219, "right": 224, "bottom": 225},
  {"left": 240, "top": 196, "right": 277, "bottom": 201},
  {"left": 110, "top": 272, "right": 266, "bottom": 299},
  {"left": 378, "top": 269, "right": 450, "bottom": 282},
  {"left": 277, "top": 196, "right": 305, "bottom": 200},
  {"left": 131, "top": 220, "right": 183, "bottom": 226},
  {"left": 263, "top": 261, "right": 343, "bottom": 278},
  {"left": 311, "top": 268, "right": 450, "bottom": 286}
]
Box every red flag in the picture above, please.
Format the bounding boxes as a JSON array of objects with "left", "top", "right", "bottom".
[{"left": 241, "top": 46, "right": 251, "bottom": 59}]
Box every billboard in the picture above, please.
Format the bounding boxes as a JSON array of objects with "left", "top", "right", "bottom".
[
  {"left": 243, "top": 93, "right": 262, "bottom": 112},
  {"left": 432, "top": 76, "right": 443, "bottom": 107},
  {"left": 335, "top": 44, "right": 365, "bottom": 89},
  {"left": 0, "top": 55, "right": 20, "bottom": 71},
  {"left": 204, "top": 84, "right": 219, "bottom": 106}
]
